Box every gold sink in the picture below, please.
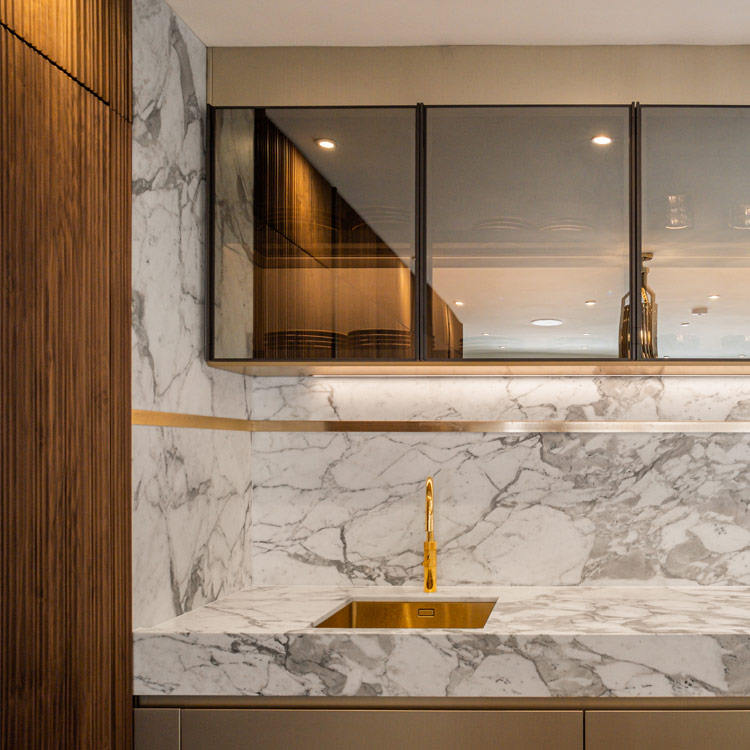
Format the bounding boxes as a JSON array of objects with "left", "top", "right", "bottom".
[{"left": 314, "top": 600, "right": 497, "bottom": 629}]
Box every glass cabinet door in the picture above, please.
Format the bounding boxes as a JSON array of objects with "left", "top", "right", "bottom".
[
  {"left": 641, "top": 106, "right": 750, "bottom": 359},
  {"left": 212, "top": 107, "right": 416, "bottom": 360},
  {"left": 425, "top": 106, "right": 631, "bottom": 359}
]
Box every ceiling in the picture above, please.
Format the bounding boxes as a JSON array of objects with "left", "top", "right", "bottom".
[{"left": 168, "top": 0, "right": 750, "bottom": 47}]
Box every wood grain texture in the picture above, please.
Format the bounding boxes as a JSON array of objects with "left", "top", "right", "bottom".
[
  {"left": 1, "top": 24, "right": 131, "bottom": 750},
  {"left": 0, "top": 0, "right": 132, "bottom": 119}
]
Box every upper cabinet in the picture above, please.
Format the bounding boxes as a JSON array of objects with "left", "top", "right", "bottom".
[
  {"left": 212, "top": 106, "right": 417, "bottom": 361},
  {"left": 642, "top": 107, "right": 750, "bottom": 359},
  {"left": 208, "top": 104, "right": 750, "bottom": 370},
  {"left": 426, "top": 106, "right": 630, "bottom": 360}
]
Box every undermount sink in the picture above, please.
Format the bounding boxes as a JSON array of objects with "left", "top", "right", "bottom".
[{"left": 314, "top": 599, "right": 497, "bottom": 629}]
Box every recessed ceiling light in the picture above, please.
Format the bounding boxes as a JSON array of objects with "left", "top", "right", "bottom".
[
  {"left": 584, "top": 300, "right": 597, "bottom": 306},
  {"left": 530, "top": 318, "right": 563, "bottom": 326},
  {"left": 454, "top": 300, "right": 464, "bottom": 307},
  {"left": 591, "top": 135, "right": 613, "bottom": 145},
  {"left": 482, "top": 333, "right": 489, "bottom": 336},
  {"left": 582, "top": 333, "right": 591, "bottom": 337},
  {"left": 681, "top": 322, "right": 690, "bottom": 327},
  {"left": 315, "top": 138, "right": 336, "bottom": 149},
  {"left": 708, "top": 294, "right": 720, "bottom": 300},
  {"left": 499, "top": 346, "right": 506, "bottom": 350},
  {"left": 740, "top": 355, "right": 747, "bottom": 358}
]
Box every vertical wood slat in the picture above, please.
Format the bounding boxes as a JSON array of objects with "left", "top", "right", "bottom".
[
  {"left": 110, "top": 109, "right": 134, "bottom": 749},
  {"left": 0, "top": 26, "right": 132, "bottom": 750},
  {"left": 0, "top": 0, "right": 132, "bottom": 119}
]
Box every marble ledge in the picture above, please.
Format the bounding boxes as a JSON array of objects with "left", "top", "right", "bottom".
[{"left": 134, "top": 585, "right": 750, "bottom": 698}]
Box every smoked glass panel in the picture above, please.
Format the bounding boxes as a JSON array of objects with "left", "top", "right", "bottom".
[
  {"left": 212, "top": 107, "right": 416, "bottom": 360},
  {"left": 641, "top": 107, "right": 750, "bottom": 359},
  {"left": 425, "top": 106, "right": 631, "bottom": 359}
]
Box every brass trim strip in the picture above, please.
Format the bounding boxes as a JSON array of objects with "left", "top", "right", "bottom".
[
  {"left": 132, "top": 411, "right": 750, "bottom": 434},
  {"left": 209, "top": 359, "right": 750, "bottom": 377},
  {"left": 131, "top": 410, "right": 253, "bottom": 432}
]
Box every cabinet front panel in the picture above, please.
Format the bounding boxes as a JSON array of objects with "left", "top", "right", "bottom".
[
  {"left": 134, "top": 709, "right": 180, "bottom": 750},
  {"left": 182, "top": 709, "right": 582, "bottom": 750},
  {"left": 586, "top": 710, "right": 750, "bottom": 750}
]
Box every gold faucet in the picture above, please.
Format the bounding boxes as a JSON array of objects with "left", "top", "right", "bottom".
[{"left": 423, "top": 477, "right": 437, "bottom": 592}]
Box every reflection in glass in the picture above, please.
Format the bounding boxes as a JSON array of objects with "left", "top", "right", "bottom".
[
  {"left": 665, "top": 194, "right": 692, "bottom": 230},
  {"left": 642, "top": 107, "right": 750, "bottom": 358},
  {"left": 731, "top": 203, "right": 750, "bottom": 230},
  {"left": 425, "top": 106, "right": 631, "bottom": 359},
  {"left": 212, "top": 107, "right": 416, "bottom": 360}
]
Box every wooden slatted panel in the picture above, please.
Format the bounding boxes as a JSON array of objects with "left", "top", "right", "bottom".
[
  {"left": 109, "top": 108, "right": 133, "bottom": 749},
  {"left": 0, "top": 27, "right": 131, "bottom": 750},
  {"left": 0, "top": 0, "right": 131, "bottom": 119}
]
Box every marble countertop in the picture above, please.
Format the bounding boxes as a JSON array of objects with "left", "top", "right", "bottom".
[{"left": 134, "top": 585, "right": 750, "bottom": 697}]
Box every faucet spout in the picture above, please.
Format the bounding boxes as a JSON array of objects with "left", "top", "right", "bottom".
[{"left": 423, "top": 477, "right": 437, "bottom": 592}]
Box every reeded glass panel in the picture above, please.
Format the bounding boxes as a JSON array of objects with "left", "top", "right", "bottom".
[
  {"left": 212, "top": 107, "right": 416, "bottom": 360},
  {"left": 642, "top": 107, "right": 750, "bottom": 359},
  {"left": 425, "top": 106, "right": 631, "bottom": 359}
]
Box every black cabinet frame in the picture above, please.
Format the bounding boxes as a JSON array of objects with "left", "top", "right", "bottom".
[{"left": 206, "top": 103, "right": 750, "bottom": 366}]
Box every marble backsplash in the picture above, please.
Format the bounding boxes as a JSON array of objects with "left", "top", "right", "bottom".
[
  {"left": 132, "top": 0, "right": 254, "bottom": 629},
  {"left": 252, "top": 429, "right": 750, "bottom": 588},
  {"left": 133, "top": 426, "right": 253, "bottom": 629}
]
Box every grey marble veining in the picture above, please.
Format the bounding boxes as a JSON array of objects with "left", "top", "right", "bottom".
[
  {"left": 251, "top": 376, "right": 750, "bottom": 422},
  {"left": 133, "top": 584, "right": 750, "bottom": 697},
  {"left": 132, "top": 0, "right": 251, "bottom": 418},
  {"left": 252, "top": 431, "right": 750, "bottom": 587},
  {"left": 132, "top": 425, "right": 253, "bottom": 629}
]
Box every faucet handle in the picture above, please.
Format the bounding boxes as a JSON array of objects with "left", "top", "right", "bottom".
[{"left": 425, "top": 476, "right": 434, "bottom": 535}]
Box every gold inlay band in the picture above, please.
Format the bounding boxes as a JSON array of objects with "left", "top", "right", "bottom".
[
  {"left": 132, "top": 411, "right": 750, "bottom": 434},
  {"left": 131, "top": 410, "right": 253, "bottom": 432}
]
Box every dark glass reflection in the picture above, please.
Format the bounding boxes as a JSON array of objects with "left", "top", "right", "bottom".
[
  {"left": 213, "top": 107, "right": 416, "bottom": 360},
  {"left": 426, "top": 106, "right": 631, "bottom": 359},
  {"left": 642, "top": 107, "right": 750, "bottom": 359}
]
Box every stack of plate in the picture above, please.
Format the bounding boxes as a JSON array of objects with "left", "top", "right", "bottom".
[
  {"left": 263, "top": 330, "right": 346, "bottom": 359},
  {"left": 346, "top": 329, "right": 413, "bottom": 359}
]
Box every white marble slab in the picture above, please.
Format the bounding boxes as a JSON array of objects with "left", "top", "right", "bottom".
[
  {"left": 131, "top": 0, "right": 255, "bottom": 629},
  {"left": 133, "top": 584, "right": 750, "bottom": 697},
  {"left": 132, "top": 426, "right": 253, "bottom": 629},
  {"left": 132, "top": 0, "right": 251, "bottom": 419},
  {"left": 252, "top": 431, "right": 750, "bottom": 587}
]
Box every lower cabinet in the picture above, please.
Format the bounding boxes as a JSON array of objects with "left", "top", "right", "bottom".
[
  {"left": 135, "top": 707, "right": 750, "bottom": 750},
  {"left": 586, "top": 710, "right": 750, "bottom": 750},
  {"left": 180, "top": 709, "right": 582, "bottom": 750}
]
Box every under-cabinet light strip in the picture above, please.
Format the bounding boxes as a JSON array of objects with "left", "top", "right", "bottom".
[{"left": 132, "top": 411, "right": 750, "bottom": 434}]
